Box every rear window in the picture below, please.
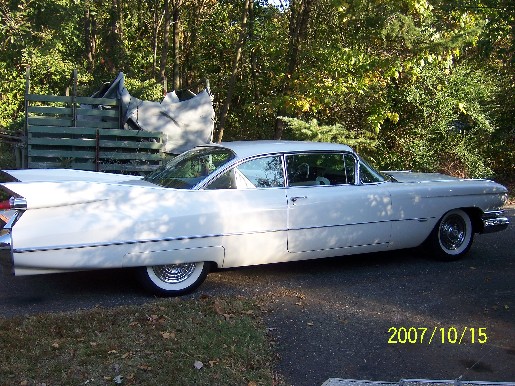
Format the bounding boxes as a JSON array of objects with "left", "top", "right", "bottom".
[{"left": 145, "top": 147, "right": 235, "bottom": 189}]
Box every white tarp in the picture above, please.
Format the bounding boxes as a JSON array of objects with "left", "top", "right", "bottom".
[{"left": 94, "top": 72, "right": 214, "bottom": 154}]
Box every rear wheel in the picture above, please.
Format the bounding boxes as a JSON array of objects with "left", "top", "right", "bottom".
[
  {"left": 429, "top": 209, "right": 473, "bottom": 260},
  {"left": 138, "top": 262, "right": 209, "bottom": 296}
]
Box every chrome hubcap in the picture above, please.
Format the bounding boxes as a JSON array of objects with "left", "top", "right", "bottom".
[
  {"left": 440, "top": 214, "right": 466, "bottom": 250},
  {"left": 152, "top": 263, "right": 197, "bottom": 284}
]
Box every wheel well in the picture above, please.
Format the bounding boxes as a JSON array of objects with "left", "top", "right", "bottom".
[
  {"left": 462, "top": 207, "right": 483, "bottom": 233},
  {"left": 207, "top": 261, "right": 219, "bottom": 271}
]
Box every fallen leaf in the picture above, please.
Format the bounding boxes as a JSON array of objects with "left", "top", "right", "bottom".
[
  {"left": 223, "top": 313, "right": 234, "bottom": 321},
  {"left": 194, "top": 360, "right": 204, "bottom": 370},
  {"left": 138, "top": 364, "right": 152, "bottom": 372},
  {"left": 248, "top": 382, "right": 258, "bottom": 386},
  {"left": 161, "top": 331, "right": 176, "bottom": 340},
  {"left": 51, "top": 342, "right": 59, "bottom": 349},
  {"left": 214, "top": 300, "right": 224, "bottom": 315},
  {"left": 108, "top": 350, "right": 118, "bottom": 355},
  {"left": 121, "top": 352, "right": 132, "bottom": 359},
  {"left": 209, "top": 360, "right": 219, "bottom": 367}
]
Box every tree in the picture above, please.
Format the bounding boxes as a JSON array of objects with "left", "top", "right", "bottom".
[
  {"left": 274, "top": 0, "right": 317, "bottom": 139},
  {"left": 215, "top": 0, "right": 251, "bottom": 143}
]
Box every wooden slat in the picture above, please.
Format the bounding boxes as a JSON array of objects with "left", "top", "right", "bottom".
[
  {"left": 28, "top": 162, "right": 97, "bottom": 171},
  {"left": 99, "top": 140, "right": 162, "bottom": 149},
  {"left": 28, "top": 126, "right": 97, "bottom": 135},
  {"left": 98, "top": 152, "right": 163, "bottom": 161},
  {"left": 100, "top": 164, "right": 158, "bottom": 172},
  {"left": 28, "top": 138, "right": 97, "bottom": 147},
  {"left": 28, "top": 117, "right": 73, "bottom": 127},
  {"left": 28, "top": 106, "right": 73, "bottom": 115},
  {"left": 76, "top": 108, "right": 118, "bottom": 117},
  {"left": 75, "top": 120, "right": 119, "bottom": 129},
  {"left": 75, "top": 96, "right": 119, "bottom": 106},
  {"left": 26, "top": 94, "right": 71, "bottom": 103},
  {"left": 98, "top": 129, "right": 162, "bottom": 138},
  {"left": 27, "top": 94, "right": 119, "bottom": 106},
  {"left": 28, "top": 149, "right": 96, "bottom": 159}
]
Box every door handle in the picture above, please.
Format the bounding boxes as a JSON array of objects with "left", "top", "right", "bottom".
[{"left": 291, "top": 196, "right": 307, "bottom": 204}]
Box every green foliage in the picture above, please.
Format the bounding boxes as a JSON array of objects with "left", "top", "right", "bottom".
[
  {"left": 0, "top": 0, "right": 512, "bottom": 177},
  {"left": 280, "top": 117, "right": 378, "bottom": 155}
]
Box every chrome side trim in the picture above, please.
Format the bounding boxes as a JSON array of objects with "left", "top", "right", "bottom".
[
  {"left": 14, "top": 217, "right": 434, "bottom": 254},
  {"left": 0, "top": 228, "right": 14, "bottom": 275},
  {"left": 14, "top": 229, "right": 286, "bottom": 254},
  {"left": 481, "top": 211, "right": 509, "bottom": 233}
]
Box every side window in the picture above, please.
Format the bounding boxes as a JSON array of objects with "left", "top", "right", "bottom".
[
  {"left": 286, "top": 153, "right": 355, "bottom": 187},
  {"left": 206, "top": 156, "right": 284, "bottom": 189}
]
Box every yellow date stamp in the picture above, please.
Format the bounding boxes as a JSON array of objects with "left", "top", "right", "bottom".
[{"left": 387, "top": 326, "right": 488, "bottom": 344}]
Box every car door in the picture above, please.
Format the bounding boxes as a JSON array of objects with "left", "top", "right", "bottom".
[
  {"left": 286, "top": 152, "right": 392, "bottom": 254},
  {"left": 204, "top": 155, "right": 289, "bottom": 267}
]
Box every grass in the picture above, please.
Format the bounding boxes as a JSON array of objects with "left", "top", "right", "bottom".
[{"left": 0, "top": 296, "right": 279, "bottom": 386}]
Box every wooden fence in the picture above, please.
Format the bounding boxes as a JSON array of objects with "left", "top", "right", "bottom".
[{"left": 25, "top": 89, "right": 164, "bottom": 175}]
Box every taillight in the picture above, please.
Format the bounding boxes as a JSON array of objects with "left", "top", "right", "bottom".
[
  {"left": 0, "top": 199, "right": 11, "bottom": 210},
  {"left": 0, "top": 197, "right": 27, "bottom": 211}
]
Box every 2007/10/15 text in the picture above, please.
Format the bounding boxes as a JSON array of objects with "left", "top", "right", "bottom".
[{"left": 387, "top": 327, "right": 488, "bottom": 344}]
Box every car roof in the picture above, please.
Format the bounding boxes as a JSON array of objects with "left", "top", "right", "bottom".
[{"left": 199, "top": 140, "right": 354, "bottom": 160}]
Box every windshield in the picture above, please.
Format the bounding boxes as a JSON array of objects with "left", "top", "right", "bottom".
[
  {"left": 359, "top": 158, "right": 387, "bottom": 183},
  {"left": 145, "top": 147, "right": 236, "bottom": 189}
]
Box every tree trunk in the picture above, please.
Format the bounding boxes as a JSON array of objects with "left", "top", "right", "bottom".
[
  {"left": 274, "top": 0, "right": 316, "bottom": 139},
  {"left": 172, "top": 0, "right": 182, "bottom": 91},
  {"left": 215, "top": 0, "right": 251, "bottom": 143},
  {"left": 249, "top": 0, "right": 260, "bottom": 101},
  {"left": 106, "top": 0, "right": 125, "bottom": 71},
  {"left": 152, "top": 0, "right": 159, "bottom": 77},
  {"left": 84, "top": 2, "right": 95, "bottom": 72},
  {"left": 160, "top": 0, "right": 171, "bottom": 87}
]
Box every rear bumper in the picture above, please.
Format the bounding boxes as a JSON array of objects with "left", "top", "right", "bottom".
[
  {"left": 481, "top": 211, "right": 510, "bottom": 234},
  {"left": 0, "top": 209, "right": 22, "bottom": 276},
  {"left": 0, "top": 228, "right": 14, "bottom": 275}
]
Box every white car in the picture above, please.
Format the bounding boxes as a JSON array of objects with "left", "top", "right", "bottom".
[{"left": 0, "top": 141, "right": 509, "bottom": 296}]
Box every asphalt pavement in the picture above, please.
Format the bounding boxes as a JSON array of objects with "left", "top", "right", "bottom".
[{"left": 0, "top": 208, "right": 514, "bottom": 386}]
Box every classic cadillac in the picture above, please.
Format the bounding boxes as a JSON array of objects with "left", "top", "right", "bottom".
[{"left": 0, "top": 141, "right": 509, "bottom": 296}]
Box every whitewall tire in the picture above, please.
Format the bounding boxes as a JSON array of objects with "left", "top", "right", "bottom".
[
  {"left": 138, "top": 262, "right": 209, "bottom": 296},
  {"left": 430, "top": 209, "right": 474, "bottom": 260}
]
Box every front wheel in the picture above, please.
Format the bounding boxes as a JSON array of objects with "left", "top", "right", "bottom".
[
  {"left": 429, "top": 209, "right": 474, "bottom": 261},
  {"left": 138, "top": 262, "right": 209, "bottom": 296}
]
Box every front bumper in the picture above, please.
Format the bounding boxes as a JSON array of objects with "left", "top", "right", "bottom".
[{"left": 481, "top": 211, "right": 510, "bottom": 233}]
